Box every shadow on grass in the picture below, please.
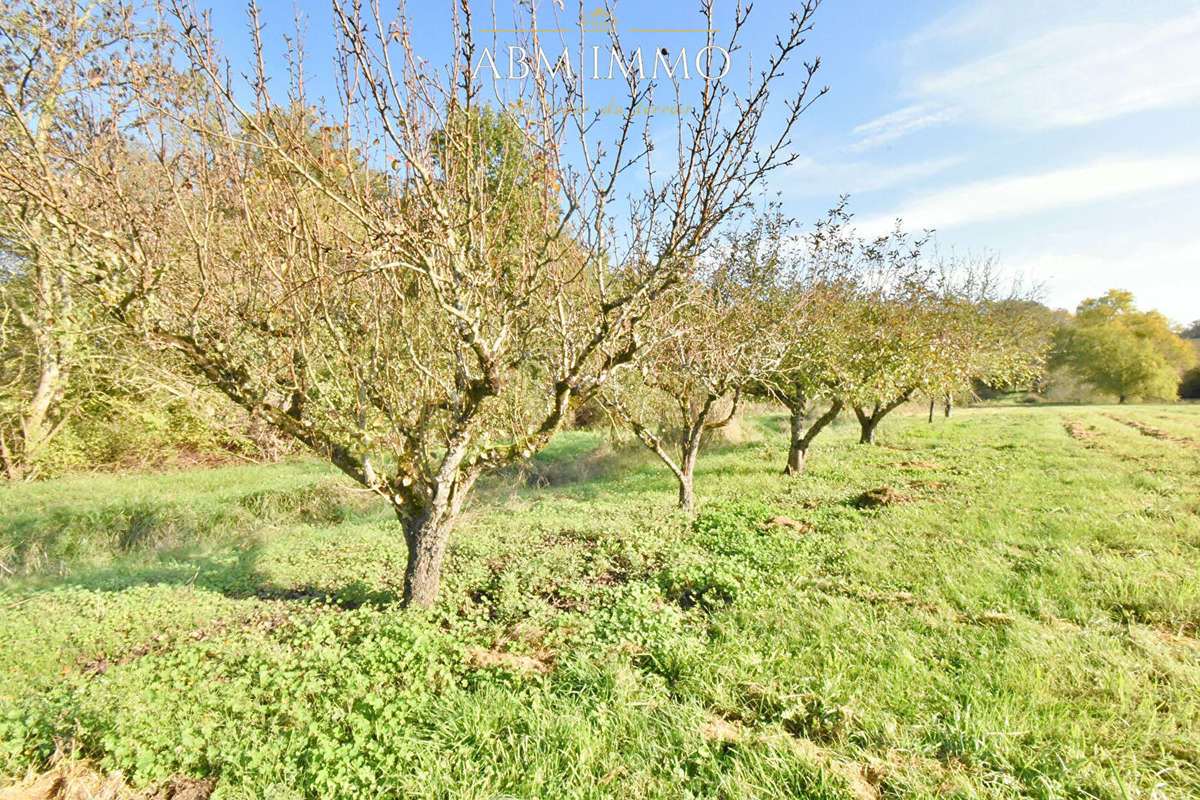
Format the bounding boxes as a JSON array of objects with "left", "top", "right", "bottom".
[
  {"left": 476, "top": 430, "right": 787, "bottom": 504},
  {"left": 6, "top": 538, "right": 400, "bottom": 609},
  {"left": 4, "top": 423, "right": 791, "bottom": 604}
]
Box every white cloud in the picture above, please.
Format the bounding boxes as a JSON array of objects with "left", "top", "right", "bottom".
[
  {"left": 785, "top": 154, "right": 965, "bottom": 198},
  {"left": 1007, "top": 239, "right": 1200, "bottom": 324},
  {"left": 854, "top": 154, "right": 1200, "bottom": 234},
  {"left": 849, "top": 105, "right": 958, "bottom": 151},
  {"left": 852, "top": 1, "right": 1200, "bottom": 148},
  {"left": 921, "top": 12, "right": 1200, "bottom": 129}
]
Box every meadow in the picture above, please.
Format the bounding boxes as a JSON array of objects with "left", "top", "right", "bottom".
[{"left": 1, "top": 404, "right": 1198, "bottom": 799}]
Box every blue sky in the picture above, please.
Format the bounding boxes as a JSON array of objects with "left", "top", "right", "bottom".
[{"left": 209, "top": 0, "right": 1200, "bottom": 324}]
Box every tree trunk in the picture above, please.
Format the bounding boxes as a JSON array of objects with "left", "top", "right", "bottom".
[
  {"left": 1118, "top": 395, "right": 1126, "bottom": 404},
  {"left": 624, "top": 392, "right": 721, "bottom": 512},
  {"left": 395, "top": 434, "right": 478, "bottom": 609},
  {"left": 783, "top": 398, "right": 842, "bottom": 475},
  {"left": 859, "top": 419, "right": 877, "bottom": 445},
  {"left": 784, "top": 440, "right": 807, "bottom": 475},
  {"left": 854, "top": 391, "right": 911, "bottom": 446},
  {"left": 677, "top": 426, "right": 702, "bottom": 512},
  {"left": 677, "top": 472, "right": 695, "bottom": 512},
  {"left": 854, "top": 405, "right": 879, "bottom": 445},
  {"left": 627, "top": 422, "right": 695, "bottom": 512},
  {"left": 928, "top": 399, "right": 935, "bottom": 424},
  {"left": 22, "top": 355, "right": 61, "bottom": 460},
  {"left": 944, "top": 393, "right": 952, "bottom": 418},
  {"left": 0, "top": 433, "right": 18, "bottom": 481},
  {"left": 3, "top": 246, "right": 75, "bottom": 480},
  {"left": 400, "top": 510, "right": 455, "bottom": 609},
  {"left": 785, "top": 408, "right": 807, "bottom": 475}
]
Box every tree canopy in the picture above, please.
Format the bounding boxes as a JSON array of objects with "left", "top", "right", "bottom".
[
  {"left": 0, "top": 0, "right": 825, "bottom": 606},
  {"left": 1052, "top": 290, "right": 1196, "bottom": 403}
]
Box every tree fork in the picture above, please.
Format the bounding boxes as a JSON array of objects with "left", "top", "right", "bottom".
[{"left": 784, "top": 398, "right": 843, "bottom": 474}]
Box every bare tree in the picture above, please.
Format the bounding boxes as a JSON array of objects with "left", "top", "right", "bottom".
[
  {"left": 0, "top": 0, "right": 826, "bottom": 605},
  {"left": 0, "top": 2, "right": 164, "bottom": 478},
  {"left": 0, "top": 243, "right": 78, "bottom": 479},
  {"left": 601, "top": 250, "right": 781, "bottom": 511}
]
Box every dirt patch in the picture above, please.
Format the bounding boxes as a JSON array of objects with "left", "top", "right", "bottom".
[
  {"left": 1156, "top": 630, "right": 1200, "bottom": 651},
  {"left": 586, "top": 568, "right": 629, "bottom": 586},
  {"left": 1040, "top": 613, "right": 1082, "bottom": 632},
  {"left": 761, "top": 515, "right": 812, "bottom": 534},
  {"left": 1104, "top": 414, "right": 1200, "bottom": 450},
  {"left": 884, "top": 749, "right": 968, "bottom": 794},
  {"left": 885, "top": 460, "right": 945, "bottom": 469},
  {"left": 782, "top": 737, "right": 885, "bottom": 800},
  {"left": 700, "top": 715, "right": 743, "bottom": 744},
  {"left": 144, "top": 777, "right": 212, "bottom": 800},
  {"left": 854, "top": 487, "right": 914, "bottom": 509},
  {"left": 467, "top": 648, "right": 553, "bottom": 675},
  {"left": 908, "top": 480, "right": 948, "bottom": 490},
  {"left": 872, "top": 590, "right": 941, "bottom": 614},
  {"left": 836, "top": 761, "right": 887, "bottom": 800},
  {"left": 1062, "top": 417, "right": 1173, "bottom": 473},
  {"left": 808, "top": 580, "right": 942, "bottom": 615},
  {"left": 706, "top": 702, "right": 966, "bottom": 800},
  {"left": 467, "top": 623, "right": 555, "bottom": 676},
  {"left": 0, "top": 753, "right": 212, "bottom": 800},
  {"left": 1063, "top": 420, "right": 1098, "bottom": 444},
  {"left": 959, "top": 610, "right": 1016, "bottom": 627}
]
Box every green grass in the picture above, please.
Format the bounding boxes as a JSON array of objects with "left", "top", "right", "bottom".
[{"left": 1, "top": 404, "right": 1198, "bottom": 799}]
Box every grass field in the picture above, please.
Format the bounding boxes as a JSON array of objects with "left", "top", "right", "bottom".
[{"left": 1, "top": 404, "right": 1198, "bottom": 799}]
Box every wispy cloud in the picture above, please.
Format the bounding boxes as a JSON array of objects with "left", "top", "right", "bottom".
[
  {"left": 785, "top": 154, "right": 965, "bottom": 198},
  {"left": 1007, "top": 239, "right": 1200, "bottom": 323},
  {"left": 851, "top": 1, "right": 1200, "bottom": 149},
  {"left": 849, "top": 105, "right": 959, "bottom": 151},
  {"left": 854, "top": 154, "right": 1200, "bottom": 234}
]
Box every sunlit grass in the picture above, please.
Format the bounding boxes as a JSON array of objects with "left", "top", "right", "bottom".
[{"left": 1, "top": 404, "right": 1198, "bottom": 799}]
